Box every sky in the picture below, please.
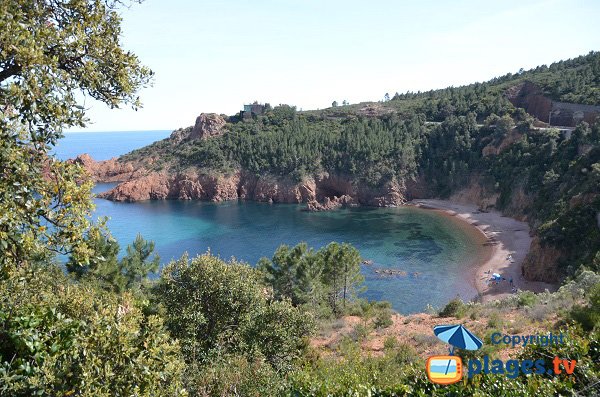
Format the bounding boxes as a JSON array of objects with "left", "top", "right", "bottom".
[{"left": 72, "top": 0, "right": 600, "bottom": 132}]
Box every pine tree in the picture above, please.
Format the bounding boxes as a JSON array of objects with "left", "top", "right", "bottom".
[{"left": 120, "top": 233, "right": 160, "bottom": 290}]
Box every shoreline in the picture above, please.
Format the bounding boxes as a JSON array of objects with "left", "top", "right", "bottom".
[{"left": 410, "top": 199, "right": 556, "bottom": 302}]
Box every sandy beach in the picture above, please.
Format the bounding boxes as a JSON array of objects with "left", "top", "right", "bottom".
[{"left": 411, "top": 199, "right": 556, "bottom": 303}]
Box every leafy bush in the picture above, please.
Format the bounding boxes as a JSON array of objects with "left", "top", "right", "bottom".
[
  {"left": 517, "top": 291, "right": 538, "bottom": 307},
  {"left": 153, "top": 252, "right": 314, "bottom": 372},
  {"left": 570, "top": 282, "right": 600, "bottom": 331},
  {"left": 183, "top": 355, "right": 285, "bottom": 397},
  {"left": 487, "top": 312, "right": 504, "bottom": 329},
  {"left": 352, "top": 323, "right": 371, "bottom": 342},
  {"left": 383, "top": 336, "right": 398, "bottom": 351},
  {"left": 390, "top": 343, "right": 418, "bottom": 365},
  {"left": 374, "top": 308, "right": 394, "bottom": 329},
  {"left": 0, "top": 266, "right": 186, "bottom": 396},
  {"left": 439, "top": 297, "right": 466, "bottom": 317}
]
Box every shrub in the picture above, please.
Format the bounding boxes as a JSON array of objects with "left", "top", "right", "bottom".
[
  {"left": 559, "top": 270, "right": 600, "bottom": 298},
  {"left": 0, "top": 265, "right": 186, "bottom": 397},
  {"left": 439, "top": 297, "right": 466, "bottom": 317},
  {"left": 487, "top": 312, "right": 504, "bottom": 329},
  {"left": 374, "top": 309, "right": 394, "bottom": 329},
  {"left": 570, "top": 282, "right": 600, "bottom": 331},
  {"left": 153, "top": 252, "right": 314, "bottom": 372},
  {"left": 352, "top": 323, "right": 371, "bottom": 342},
  {"left": 391, "top": 343, "right": 418, "bottom": 365},
  {"left": 383, "top": 336, "right": 398, "bottom": 351},
  {"left": 412, "top": 333, "right": 439, "bottom": 347},
  {"left": 517, "top": 291, "right": 538, "bottom": 307},
  {"left": 184, "top": 355, "right": 285, "bottom": 397}
]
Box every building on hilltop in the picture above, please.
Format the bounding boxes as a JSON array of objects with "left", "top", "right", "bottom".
[{"left": 240, "top": 102, "right": 270, "bottom": 120}]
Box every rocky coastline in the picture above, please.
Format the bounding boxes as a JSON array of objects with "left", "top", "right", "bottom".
[{"left": 73, "top": 153, "right": 407, "bottom": 209}]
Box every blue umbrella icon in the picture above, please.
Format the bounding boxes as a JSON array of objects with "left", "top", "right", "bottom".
[{"left": 434, "top": 324, "right": 483, "bottom": 355}]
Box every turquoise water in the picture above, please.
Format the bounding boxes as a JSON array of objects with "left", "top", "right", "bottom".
[{"left": 56, "top": 131, "right": 482, "bottom": 313}]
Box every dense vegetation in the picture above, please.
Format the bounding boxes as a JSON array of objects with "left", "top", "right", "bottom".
[
  {"left": 1, "top": 0, "right": 599, "bottom": 395},
  {"left": 2, "top": 246, "right": 599, "bottom": 396}
]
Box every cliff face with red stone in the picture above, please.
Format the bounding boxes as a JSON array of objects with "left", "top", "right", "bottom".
[
  {"left": 521, "top": 237, "right": 564, "bottom": 283},
  {"left": 79, "top": 155, "right": 406, "bottom": 207},
  {"left": 70, "top": 153, "right": 146, "bottom": 182}
]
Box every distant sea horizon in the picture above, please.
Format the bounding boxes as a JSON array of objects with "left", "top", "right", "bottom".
[
  {"left": 54, "top": 130, "right": 172, "bottom": 161},
  {"left": 54, "top": 130, "right": 484, "bottom": 313}
]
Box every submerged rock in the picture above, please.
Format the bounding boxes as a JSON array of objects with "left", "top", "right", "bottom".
[
  {"left": 373, "top": 268, "right": 408, "bottom": 277},
  {"left": 305, "top": 195, "right": 357, "bottom": 211}
]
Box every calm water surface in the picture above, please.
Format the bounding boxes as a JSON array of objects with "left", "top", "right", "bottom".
[{"left": 57, "top": 131, "right": 483, "bottom": 313}]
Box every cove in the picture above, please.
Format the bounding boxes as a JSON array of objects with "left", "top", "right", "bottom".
[{"left": 93, "top": 183, "right": 486, "bottom": 314}]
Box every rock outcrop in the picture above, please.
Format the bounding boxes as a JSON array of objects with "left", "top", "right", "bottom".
[
  {"left": 169, "top": 113, "right": 227, "bottom": 143},
  {"left": 521, "top": 237, "right": 563, "bottom": 283},
  {"left": 77, "top": 155, "right": 407, "bottom": 208},
  {"left": 99, "top": 171, "right": 241, "bottom": 202},
  {"left": 70, "top": 154, "right": 146, "bottom": 182},
  {"left": 305, "top": 195, "right": 356, "bottom": 211},
  {"left": 249, "top": 175, "right": 316, "bottom": 203},
  {"left": 97, "top": 169, "right": 318, "bottom": 203},
  {"left": 191, "top": 113, "right": 227, "bottom": 140}
]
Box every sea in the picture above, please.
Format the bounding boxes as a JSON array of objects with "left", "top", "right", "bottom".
[{"left": 54, "top": 130, "right": 483, "bottom": 313}]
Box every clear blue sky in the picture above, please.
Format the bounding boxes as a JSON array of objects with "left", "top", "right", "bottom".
[{"left": 73, "top": 0, "right": 600, "bottom": 132}]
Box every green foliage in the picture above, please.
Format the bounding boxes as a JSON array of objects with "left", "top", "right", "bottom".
[
  {"left": 390, "top": 343, "right": 419, "bottom": 365},
  {"left": 491, "top": 122, "right": 600, "bottom": 278},
  {"left": 67, "top": 232, "right": 159, "bottom": 293},
  {"left": 383, "top": 336, "right": 398, "bottom": 351},
  {"left": 259, "top": 242, "right": 365, "bottom": 316},
  {"left": 0, "top": 265, "right": 186, "bottom": 396},
  {"left": 352, "top": 323, "right": 370, "bottom": 342},
  {"left": 135, "top": 113, "right": 426, "bottom": 186},
  {"left": 257, "top": 242, "right": 323, "bottom": 306},
  {"left": 319, "top": 242, "right": 364, "bottom": 315},
  {"left": 184, "top": 355, "right": 285, "bottom": 397},
  {"left": 570, "top": 282, "right": 600, "bottom": 331},
  {"left": 439, "top": 297, "right": 467, "bottom": 318},
  {"left": 520, "top": 326, "right": 600, "bottom": 395},
  {"left": 288, "top": 339, "right": 416, "bottom": 396},
  {"left": 120, "top": 233, "right": 160, "bottom": 290},
  {"left": 517, "top": 291, "right": 538, "bottom": 307},
  {"left": 153, "top": 252, "right": 313, "bottom": 373},
  {"left": 0, "top": 0, "right": 152, "bottom": 268},
  {"left": 373, "top": 302, "right": 394, "bottom": 329}
]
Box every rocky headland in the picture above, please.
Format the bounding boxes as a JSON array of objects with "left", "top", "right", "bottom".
[
  {"left": 77, "top": 153, "right": 407, "bottom": 208},
  {"left": 75, "top": 113, "right": 408, "bottom": 208}
]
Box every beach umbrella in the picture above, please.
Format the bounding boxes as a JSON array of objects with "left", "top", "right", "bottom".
[{"left": 434, "top": 324, "right": 483, "bottom": 354}]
